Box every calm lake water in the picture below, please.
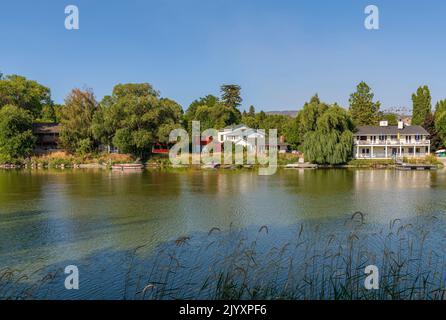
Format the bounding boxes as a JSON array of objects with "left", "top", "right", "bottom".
[{"left": 1, "top": 168, "right": 446, "bottom": 299}]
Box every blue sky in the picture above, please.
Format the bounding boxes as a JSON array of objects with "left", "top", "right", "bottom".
[{"left": 1, "top": 0, "right": 446, "bottom": 112}]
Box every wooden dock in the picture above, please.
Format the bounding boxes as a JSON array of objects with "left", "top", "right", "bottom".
[
  {"left": 111, "top": 163, "right": 144, "bottom": 171},
  {"left": 285, "top": 163, "right": 318, "bottom": 169},
  {"left": 396, "top": 164, "right": 437, "bottom": 171}
]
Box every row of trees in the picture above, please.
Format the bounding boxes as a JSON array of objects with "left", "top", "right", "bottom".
[
  {"left": 0, "top": 72, "right": 445, "bottom": 164},
  {"left": 0, "top": 74, "right": 258, "bottom": 161},
  {"left": 59, "top": 84, "right": 183, "bottom": 157}
]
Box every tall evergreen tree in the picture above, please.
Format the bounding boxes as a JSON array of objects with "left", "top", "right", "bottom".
[
  {"left": 248, "top": 105, "right": 255, "bottom": 117},
  {"left": 348, "top": 82, "right": 380, "bottom": 126},
  {"left": 411, "top": 85, "right": 431, "bottom": 125},
  {"left": 220, "top": 84, "right": 242, "bottom": 109}
]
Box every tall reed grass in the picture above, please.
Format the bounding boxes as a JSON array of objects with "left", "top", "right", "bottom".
[{"left": 2, "top": 214, "right": 446, "bottom": 300}]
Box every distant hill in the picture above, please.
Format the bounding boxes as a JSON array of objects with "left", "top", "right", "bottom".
[{"left": 265, "top": 110, "right": 298, "bottom": 117}]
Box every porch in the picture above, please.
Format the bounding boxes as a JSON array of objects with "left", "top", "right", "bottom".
[{"left": 355, "top": 145, "right": 430, "bottom": 159}]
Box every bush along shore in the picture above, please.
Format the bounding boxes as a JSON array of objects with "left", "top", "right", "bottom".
[{"left": 0, "top": 152, "right": 135, "bottom": 169}]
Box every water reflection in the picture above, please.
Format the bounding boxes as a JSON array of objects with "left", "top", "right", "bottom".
[{"left": 0, "top": 168, "right": 445, "bottom": 280}]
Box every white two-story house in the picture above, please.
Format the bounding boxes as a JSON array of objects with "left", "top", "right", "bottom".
[
  {"left": 218, "top": 124, "right": 265, "bottom": 152},
  {"left": 353, "top": 121, "right": 430, "bottom": 159},
  {"left": 218, "top": 124, "right": 290, "bottom": 153}
]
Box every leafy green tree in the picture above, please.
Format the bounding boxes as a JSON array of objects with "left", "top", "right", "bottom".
[
  {"left": 0, "top": 105, "right": 36, "bottom": 162},
  {"left": 184, "top": 95, "right": 219, "bottom": 132},
  {"left": 59, "top": 88, "right": 99, "bottom": 154},
  {"left": 303, "top": 104, "right": 354, "bottom": 164},
  {"left": 435, "top": 99, "right": 446, "bottom": 116},
  {"left": 349, "top": 82, "right": 380, "bottom": 126},
  {"left": 0, "top": 75, "right": 52, "bottom": 118},
  {"left": 184, "top": 94, "right": 240, "bottom": 132},
  {"left": 257, "top": 114, "right": 293, "bottom": 137},
  {"left": 412, "top": 85, "right": 431, "bottom": 125},
  {"left": 257, "top": 110, "right": 266, "bottom": 124},
  {"left": 423, "top": 112, "right": 442, "bottom": 151},
  {"left": 93, "top": 83, "right": 182, "bottom": 157},
  {"left": 379, "top": 112, "right": 398, "bottom": 125},
  {"left": 220, "top": 84, "right": 242, "bottom": 109},
  {"left": 241, "top": 113, "right": 259, "bottom": 129},
  {"left": 434, "top": 99, "right": 446, "bottom": 148},
  {"left": 286, "top": 95, "right": 328, "bottom": 149}
]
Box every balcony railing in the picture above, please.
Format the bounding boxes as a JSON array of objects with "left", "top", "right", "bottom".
[
  {"left": 356, "top": 153, "right": 429, "bottom": 159},
  {"left": 354, "top": 140, "right": 430, "bottom": 146}
]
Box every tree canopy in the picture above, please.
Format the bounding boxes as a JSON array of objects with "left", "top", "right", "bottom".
[
  {"left": 434, "top": 99, "right": 446, "bottom": 149},
  {"left": 412, "top": 85, "right": 431, "bottom": 125},
  {"left": 220, "top": 84, "right": 242, "bottom": 109},
  {"left": 0, "top": 75, "right": 52, "bottom": 118},
  {"left": 184, "top": 92, "right": 241, "bottom": 132},
  {"left": 59, "top": 89, "right": 99, "bottom": 154},
  {"left": 349, "top": 82, "right": 380, "bottom": 126},
  {"left": 285, "top": 95, "right": 329, "bottom": 149},
  {"left": 302, "top": 103, "right": 354, "bottom": 164},
  {"left": 92, "top": 83, "right": 182, "bottom": 157},
  {"left": 0, "top": 105, "right": 35, "bottom": 162}
]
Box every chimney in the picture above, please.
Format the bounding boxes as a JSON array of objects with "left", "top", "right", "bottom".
[{"left": 398, "top": 121, "right": 404, "bottom": 129}]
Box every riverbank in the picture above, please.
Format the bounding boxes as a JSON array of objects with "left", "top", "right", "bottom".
[{"left": 0, "top": 152, "right": 443, "bottom": 170}]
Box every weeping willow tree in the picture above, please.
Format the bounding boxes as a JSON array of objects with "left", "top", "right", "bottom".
[{"left": 303, "top": 104, "right": 354, "bottom": 165}]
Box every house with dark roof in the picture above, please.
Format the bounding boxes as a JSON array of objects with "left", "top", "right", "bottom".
[
  {"left": 32, "top": 123, "right": 61, "bottom": 152},
  {"left": 353, "top": 121, "right": 430, "bottom": 159}
]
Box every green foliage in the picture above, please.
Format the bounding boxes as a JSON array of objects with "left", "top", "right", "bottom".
[
  {"left": 347, "top": 159, "right": 395, "bottom": 167},
  {"left": 435, "top": 112, "right": 446, "bottom": 148},
  {"left": 184, "top": 94, "right": 240, "bottom": 132},
  {"left": 59, "top": 89, "right": 98, "bottom": 154},
  {"left": 302, "top": 104, "right": 355, "bottom": 165},
  {"left": 0, "top": 105, "right": 36, "bottom": 163},
  {"left": 248, "top": 105, "right": 255, "bottom": 117},
  {"left": 0, "top": 75, "right": 52, "bottom": 118},
  {"left": 379, "top": 113, "right": 398, "bottom": 125},
  {"left": 434, "top": 99, "right": 446, "bottom": 148},
  {"left": 412, "top": 85, "right": 431, "bottom": 125},
  {"left": 257, "top": 114, "right": 293, "bottom": 138},
  {"left": 349, "top": 82, "right": 380, "bottom": 126},
  {"left": 93, "top": 83, "right": 183, "bottom": 157},
  {"left": 286, "top": 95, "right": 328, "bottom": 149},
  {"left": 435, "top": 99, "right": 446, "bottom": 115},
  {"left": 37, "top": 104, "right": 63, "bottom": 123},
  {"left": 241, "top": 113, "right": 259, "bottom": 129},
  {"left": 423, "top": 112, "right": 442, "bottom": 151},
  {"left": 220, "top": 84, "right": 242, "bottom": 109}
]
